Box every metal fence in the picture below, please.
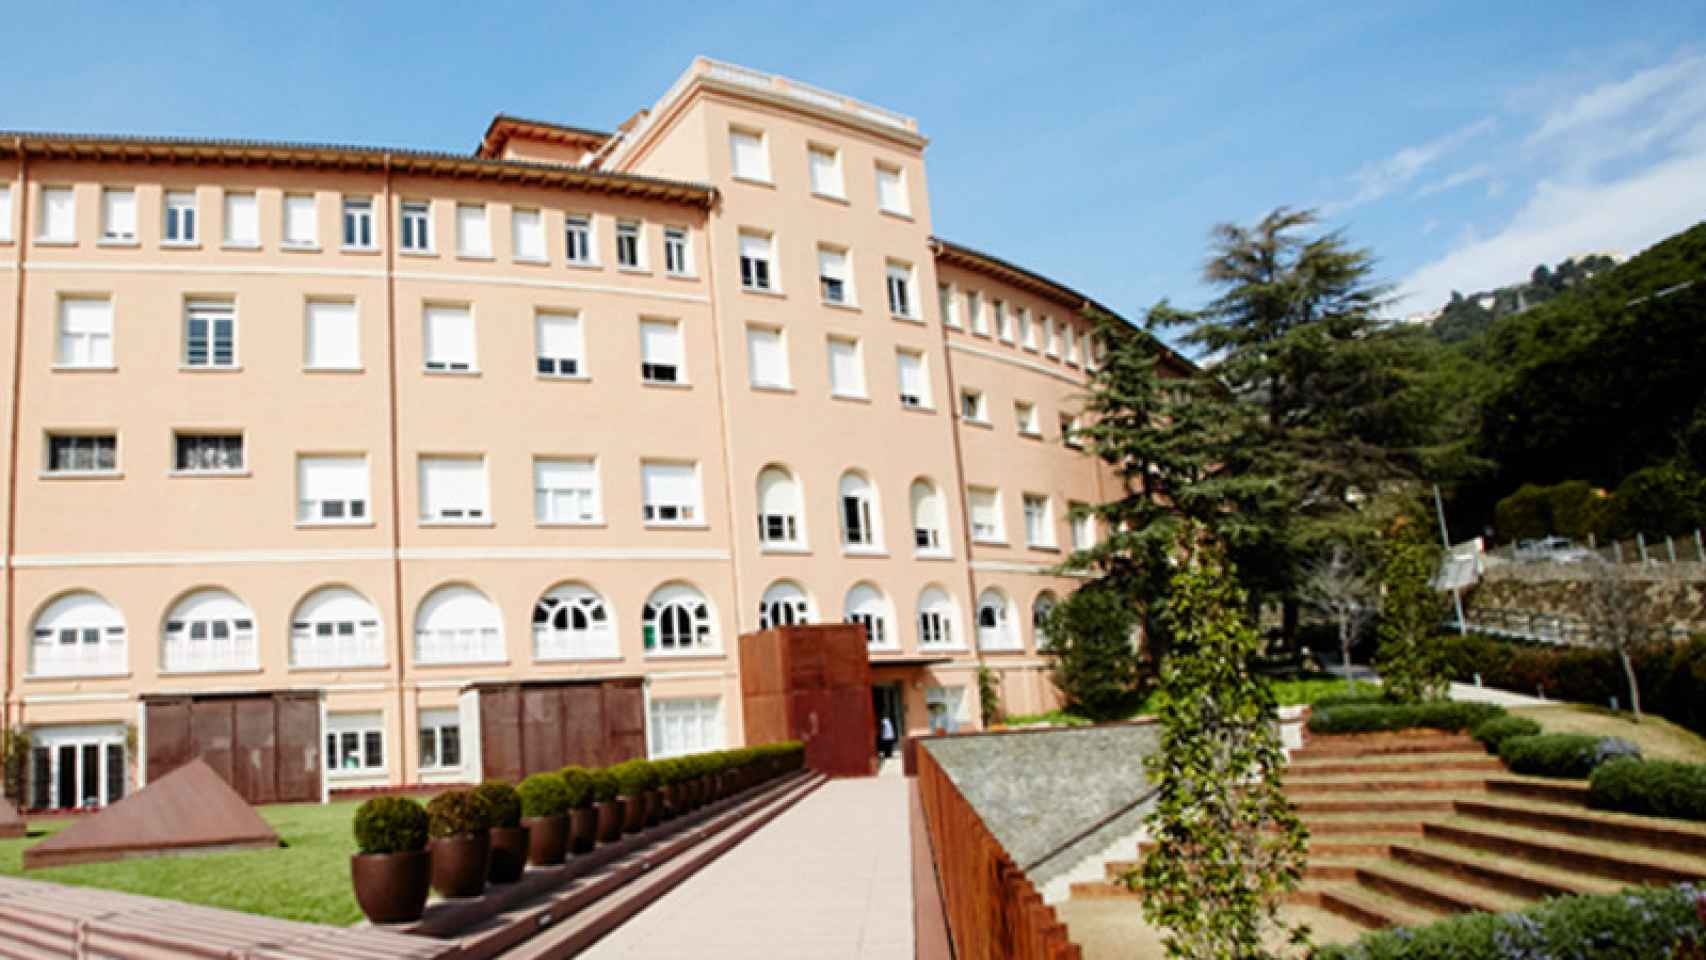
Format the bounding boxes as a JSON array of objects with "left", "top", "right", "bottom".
[{"left": 1485, "top": 529, "right": 1706, "bottom": 572}]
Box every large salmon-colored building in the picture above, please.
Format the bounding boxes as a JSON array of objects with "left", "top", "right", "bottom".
[{"left": 0, "top": 58, "right": 1178, "bottom": 808}]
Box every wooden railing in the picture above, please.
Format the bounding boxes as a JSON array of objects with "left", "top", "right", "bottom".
[{"left": 916, "top": 744, "right": 1082, "bottom": 959}]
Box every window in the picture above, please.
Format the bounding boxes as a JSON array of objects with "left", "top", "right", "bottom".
[
  {"left": 649, "top": 697, "right": 724, "bottom": 758},
  {"left": 163, "top": 190, "right": 197, "bottom": 244},
  {"left": 30, "top": 592, "right": 127, "bottom": 678},
  {"left": 918, "top": 587, "right": 956, "bottom": 648},
  {"left": 418, "top": 456, "right": 487, "bottom": 523},
  {"left": 1023, "top": 494, "right": 1054, "bottom": 547},
  {"left": 342, "top": 196, "right": 374, "bottom": 249},
  {"left": 616, "top": 220, "right": 643, "bottom": 269},
  {"left": 1015, "top": 401, "right": 1040, "bottom": 436},
  {"left": 968, "top": 291, "right": 987, "bottom": 335},
  {"left": 640, "top": 319, "right": 684, "bottom": 384},
  {"left": 969, "top": 487, "right": 1003, "bottom": 543},
  {"left": 995, "top": 300, "right": 1012, "bottom": 342},
  {"left": 827, "top": 336, "right": 865, "bottom": 399},
  {"left": 423, "top": 304, "right": 475, "bottom": 372},
  {"left": 896, "top": 349, "right": 930, "bottom": 409},
  {"left": 535, "top": 311, "right": 584, "bottom": 378},
  {"left": 729, "top": 128, "right": 770, "bottom": 182},
  {"left": 534, "top": 457, "right": 599, "bottom": 524},
  {"left": 223, "top": 192, "right": 258, "bottom": 247},
  {"left": 960, "top": 389, "right": 987, "bottom": 423},
  {"left": 565, "top": 215, "right": 594, "bottom": 264},
  {"left": 663, "top": 226, "right": 690, "bottom": 275},
  {"left": 875, "top": 163, "right": 908, "bottom": 215},
  {"left": 1033, "top": 592, "right": 1059, "bottom": 650},
  {"left": 758, "top": 581, "right": 812, "bottom": 630},
  {"left": 290, "top": 587, "right": 382, "bottom": 668},
  {"left": 38, "top": 187, "right": 75, "bottom": 242},
  {"left": 454, "top": 203, "right": 488, "bottom": 257},
  {"left": 400, "top": 200, "right": 432, "bottom": 253},
  {"left": 512, "top": 207, "right": 545, "bottom": 261},
  {"left": 0, "top": 182, "right": 11, "bottom": 242},
  {"left": 57, "top": 296, "right": 113, "bottom": 368},
  {"left": 28, "top": 725, "right": 127, "bottom": 811},
  {"left": 101, "top": 188, "right": 136, "bottom": 242},
  {"left": 161, "top": 588, "right": 258, "bottom": 673},
  {"left": 886, "top": 261, "right": 914, "bottom": 317},
  {"left": 415, "top": 584, "right": 503, "bottom": 664},
  {"left": 1046, "top": 316, "right": 1061, "bottom": 357},
  {"left": 939, "top": 284, "right": 958, "bottom": 328},
  {"left": 174, "top": 434, "right": 244, "bottom": 474},
  {"left": 1019, "top": 308, "right": 1036, "bottom": 349},
  {"left": 978, "top": 589, "right": 1017, "bottom": 650},
  {"left": 839, "top": 471, "right": 879, "bottom": 549},
  {"left": 845, "top": 583, "right": 893, "bottom": 649},
  {"left": 325, "top": 713, "right": 385, "bottom": 775},
  {"left": 817, "top": 246, "right": 852, "bottom": 305},
  {"left": 642, "top": 582, "right": 715, "bottom": 653},
  {"left": 757, "top": 466, "right": 802, "bottom": 547},
  {"left": 533, "top": 583, "right": 615, "bottom": 660},
  {"left": 304, "top": 299, "right": 359, "bottom": 370},
  {"left": 183, "top": 300, "right": 236, "bottom": 368},
  {"left": 46, "top": 434, "right": 115, "bottom": 475},
  {"left": 1070, "top": 504, "right": 1095, "bottom": 550},
  {"left": 283, "top": 193, "right": 317, "bottom": 246},
  {"left": 746, "top": 325, "right": 788, "bottom": 389},
  {"left": 1066, "top": 327, "right": 1080, "bottom": 366},
  {"left": 642, "top": 461, "right": 700, "bottom": 525},
  {"left": 910, "top": 479, "right": 947, "bottom": 554},
  {"left": 418, "top": 709, "right": 462, "bottom": 771},
  {"left": 739, "top": 231, "right": 774, "bottom": 292},
  {"left": 926, "top": 687, "right": 967, "bottom": 734},
  {"left": 808, "top": 145, "right": 844, "bottom": 197},
  {"left": 298, "top": 455, "right": 369, "bottom": 524},
  {"left": 1061, "top": 413, "right": 1082, "bottom": 448}
]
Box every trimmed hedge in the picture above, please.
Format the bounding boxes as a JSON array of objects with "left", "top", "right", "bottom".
[
  {"left": 474, "top": 779, "right": 522, "bottom": 828},
  {"left": 352, "top": 795, "right": 429, "bottom": 855},
  {"left": 1590, "top": 757, "right": 1706, "bottom": 821},
  {"left": 426, "top": 788, "right": 492, "bottom": 839},
  {"left": 558, "top": 766, "right": 595, "bottom": 808},
  {"left": 586, "top": 768, "right": 619, "bottom": 803},
  {"left": 610, "top": 759, "right": 660, "bottom": 797},
  {"left": 1499, "top": 733, "right": 1642, "bottom": 778},
  {"left": 1311, "top": 689, "right": 1391, "bottom": 711},
  {"left": 1307, "top": 700, "right": 1506, "bottom": 735},
  {"left": 1471, "top": 714, "right": 1542, "bottom": 751},
  {"left": 1314, "top": 882, "right": 1705, "bottom": 960},
  {"left": 517, "top": 772, "right": 571, "bottom": 819}
]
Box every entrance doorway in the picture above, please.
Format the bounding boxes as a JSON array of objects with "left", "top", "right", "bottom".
[{"left": 871, "top": 683, "right": 904, "bottom": 757}]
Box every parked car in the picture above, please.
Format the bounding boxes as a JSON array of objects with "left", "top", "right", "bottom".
[{"left": 1513, "top": 536, "right": 1593, "bottom": 564}]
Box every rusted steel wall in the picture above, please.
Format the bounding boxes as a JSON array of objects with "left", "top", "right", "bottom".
[
  {"left": 477, "top": 679, "right": 646, "bottom": 781},
  {"left": 143, "top": 692, "right": 321, "bottom": 805},
  {"left": 916, "top": 744, "right": 1082, "bottom": 960},
  {"left": 738, "top": 625, "right": 874, "bottom": 777}
]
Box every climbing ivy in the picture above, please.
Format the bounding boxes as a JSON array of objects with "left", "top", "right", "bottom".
[{"left": 1375, "top": 515, "right": 1450, "bottom": 703}]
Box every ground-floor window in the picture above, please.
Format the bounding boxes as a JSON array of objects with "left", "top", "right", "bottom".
[
  {"left": 29, "top": 724, "right": 127, "bottom": 810},
  {"left": 649, "top": 697, "right": 723, "bottom": 759},
  {"left": 925, "top": 687, "right": 966, "bottom": 735},
  {"left": 325, "top": 712, "right": 385, "bottom": 775},
  {"left": 418, "top": 708, "right": 462, "bottom": 772}
]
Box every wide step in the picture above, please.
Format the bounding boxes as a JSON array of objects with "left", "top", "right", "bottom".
[
  {"left": 1287, "top": 756, "right": 1502, "bottom": 779},
  {"left": 1294, "top": 734, "right": 1481, "bottom": 760},
  {"left": 1424, "top": 821, "right": 1706, "bottom": 886},
  {"left": 1455, "top": 797, "right": 1706, "bottom": 858}
]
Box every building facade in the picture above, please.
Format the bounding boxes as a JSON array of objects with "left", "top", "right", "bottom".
[{"left": 0, "top": 59, "right": 1182, "bottom": 808}]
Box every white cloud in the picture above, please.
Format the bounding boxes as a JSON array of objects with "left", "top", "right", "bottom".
[
  {"left": 1323, "top": 117, "right": 1497, "bottom": 214},
  {"left": 1415, "top": 163, "right": 1492, "bottom": 198},
  {"left": 1528, "top": 53, "right": 1706, "bottom": 145}
]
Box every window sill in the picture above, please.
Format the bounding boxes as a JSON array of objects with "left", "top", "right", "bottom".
[
  {"left": 400, "top": 249, "right": 440, "bottom": 259},
  {"left": 341, "top": 245, "right": 381, "bottom": 255},
  {"left": 641, "top": 379, "right": 693, "bottom": 390},
  {"left": 537, "top": 520, "right": 607, "bottom": 529},
  {"left": 644, "top": 521, "right": 709, "bottom": 530},
  {"left": 899, "top": 404, "right": 937, "bottom": 415},
  {"left": 1026, "top": 543, "right": 1061, "bottom": 553},
  {"left": 305, "top": 365, "right": 365, "bottom": 374},
  {"left": 821, "top": 299, "right": 860, "bottom": 313},
  {"left": 179, "top": 364, "right": 243, "bottom": 373},
  {"left": 960, "top": 417, "right": 992, "bottom": 430},
  {"left": 296, "top": 520, "right": 377, "bottom": 529},
  {"left": 750, "top": 383, "right": 794, "bottom": 395},
  {"left": 892, "top": 313, "right": 925, "bottom": 326},
  {"left": 419, "top": 519, "right": 495, "bottom": 528},
  {"left": 665, "top": 271, "right": 699, "bottom": 282},
  {"left": 618, "top": 266, "right": 651, "bottom": 276},
  {"left": 741, "top": 286, "right": 785, "bottom": 299},
  {"left": 564, "top": 260, "right": 603, "bottom": 271},
  {"left": 415, "top": 658, "right": 510, "bottom": 668},
  {"left": 288, "top": 661, "right": 388, "bottom": 671},
  {"left": 973, "top": 537, "right": 1010, "bottom": 547},
  {"left": 160, "top": 240, "right": 201, "bottom": 250},
  {"left": 423, "top": 368, "right": 482, "bottom": 378},
  {"left": 52, "top": 364, "right": 118, "bottom": 373},
  {"left": 914, "top": 550, "right": 955, "bottom": 562},
  {"left": 866, "top": 646, "right": 904, "bottom": 656},
  {"left": 979, "top": 646, "right": 1027, "bottom": 656},
  {"left": 1018, "top": 430, "right": 1044, "bottom": 440},
  {"left": 327, "top": 769, "right": 390, "bottom": 781},
  {"left": 33, "top": 239, "right": 77, "bottom": 247},
  {"left": 880, "top": 208, "right": 915, "bottom": 222},
  {"left": 811, "top": 191, "right": 849, "bottom": 205},
  {"left": 221, "top": 241, "right": 262, "bottom": 251},
  {"left": 97, "top": 238, "right": 139, "bottom": 248},
  {"left": 25, "top": 670, "right": 131, "bottom": 681},
  {"left": 831, "top": 392, "right": 871, "bottom": 404},
  {"left": 453, "top": 253, "right": 493, "bottom": 262},
  {"left": 167, "top": 469, "right": 251, "bottom": 479},
  {"left": 918, "top": 645, "right": 969, "bottom": 654},
  {"left": 643, "top": 649, "right": 726, "bottom": 660},
  {"left": 760, "top": 544, "right": 810, "bottom": 555},
  {"left": 537, "top": 373, "right": 591, "bottom": 383},
  {"left": 533, "top": 654, "right": 625, "bottom": 665},
  {"left": 40, "top": 470, "right": 123, "bottom": 481},
  {"left": 842, "top": 546, "right": 889, "bottom": 558},
  {"left": 730, "top": 175, "right": 775, "bottom": 189},
  {"left": 511, "top": 256, "right": 549, "bottom": 266},
  {"left": 282, "top": 242, "right": 321, "bottom": 253},
  {"left": 159, "top": 666, "right": 263, "bottom": 677}
]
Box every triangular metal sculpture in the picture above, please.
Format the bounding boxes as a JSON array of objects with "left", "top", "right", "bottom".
[
  {"left": 0, "top": 796, "right": 23, "bottom": 839},
  {"left": 24, "top": 758, "right": 280, "bottom": 869}
]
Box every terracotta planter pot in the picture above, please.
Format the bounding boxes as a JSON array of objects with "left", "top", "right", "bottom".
[
  {"left": 620, "top": 794, "right": 647, "bottom": 834},
  {"left": 567, "top": 807, "right": 597, "bottom": 853},
  {"left": 350, "top": 849, "right": 432, "bottom": 925},
  {"left": 429, "top": 834, "right": 489, "bottom": 899},
  {"left": 643, "top": 789, "right": 663, "bottom": 827},
  {"left": 524, "top": 815, "right": 567, "bottom": 866},
  {"left": 488, "top": 825, "right": 530, "bottom": 883},
  {"left": 594, "top": 800, "right": 623, "bottom": 843}
]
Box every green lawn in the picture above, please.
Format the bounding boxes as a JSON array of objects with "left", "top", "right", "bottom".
[
  {"left": 0, "top": 800, "right": 365, "bottom": 926},
  {"left": 1511, "top": 703, "right": 1706, "bottom": 764},
  {"left": 1005, "top": 676, "right": 1361, "bottom": 727}
]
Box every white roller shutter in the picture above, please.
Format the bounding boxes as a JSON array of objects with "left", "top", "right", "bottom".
[
  {"left": 224, "top": 192, "right": 258, "bottom": 245},
  {"left": 456, "top": 204, "right": 490, "bottom": 257},
  {"left": 284, "top": 194, "right": 317, "bottom": 245},
  {"left": 305, "top": 301, "right": 359, "bottom": 369},
  {"left": 512, "top": 208, "right": 544, "bottom": 260},
  {"left": 746, "top": 327, "right": 786, "bottom": 387},
  {"left": 424, "top": 306, "right": 475, "bottom": 370}
]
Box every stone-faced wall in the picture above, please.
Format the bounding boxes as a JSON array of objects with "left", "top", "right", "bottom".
[{"left": 1468, "top": 565, "right": 1706, "bottom": 634}]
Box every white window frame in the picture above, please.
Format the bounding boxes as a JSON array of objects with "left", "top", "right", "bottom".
[
  {"left": 326, "top": 712, "right": 386, "bottom": 777},
  {"left": 533, "top": 584, "right": 616, "bottom": 661},
  {"left": 1061, "top": 413, "right": 1082, "bottom": 449},
  {"left": 534, "top": 457, "right": 601, "bottom": 525},
  {"left": 290, "top": 587, "right": 383, "bottom": 669},
  {"left": 56, "top": 296, "right": 114, "bottom": 369},
  {"left": 45, "top": 433, "right": 116, "bottom": 476},
  {"left": 968, "top": 290, "right": 989, "bottom": 336},
  {"left": 297, "top": 454, "right": 370, "bottom": 526},
  {"left": 38, "top": 186, "right": 76, "bottom": 243},
  {"left": 161, "top": 589, "right": 259, "bottom": 674},
  {"left": 28, "top": 724, "right": 128, "bottom": 811},
  {"left": 221, "top": 191, "right": 259, "bottom": 248},
  {"left": 758, "top": 581, "right": 813, "bottom": 630},
  {"left": 910, "top": 480, "right": 949, "bottom": 557},
  {"left": 817, "top": 245, "right": 853, "bottom": 306},
  {"left": 875, "top": 162, "right": 909, "bottom": 216},
  {"left": 0, "top": 181, "right": 13, "bottom": 243},
  {"left": 640, "top": 318, "right": 686, "bottom": 385},
  {"left": 341, "top": 196, "right": 375, "bottom": 250},
  {"left": 886, "top": 261, "right": 916, "bottom": 318},
  {"left": 995, "top": 300, "right": 1013, "bottom": 343},
  {"left": 1020, "top": 308, "right": 1036, "bottom": 350},
  {"left": 1015, "top": 400, "right": 1040, "bottom": 437},
  {"left": 839, "top": 472, "right": 881, "bottom": 551},
  {"left": 648, "top": 697, "right": 725, "bottom": 758},
  {"left": 535, "top": 310, "right": 585, "bottom": 379},
  {"left": 183, "top": 299, "right": 237, "bottom": 369},
  {"left": 100, "top": 187, "right": 137, "bottom": 243},
  {"left": 282, "top": 193, "right": 318, "bottom": 248},
  {"left": 739, "top": 230, "right": 776, "bottom": 293},
  {"left": 663, "top": 226, "right": 692, "bottom": 276},
  {"left": 938, "top": 284, "right": 959, "bottom": 329},
  {"left": 918, "top": 588, "right": 958, "bottom": 650},
  {"left": 414, "top": 585, "right": 504, "bottom": 665},
  {"left": 1071, "top": 504, "right": 1096, "bottom": 551},
  {"left": 845, "top": 583, "right": 895, "bottom": 650},
  {"left": 616, "top": 220, "right": 645, "bottom": 270},
  {"left": 423, "top": 303, "right": 476, "bottom": 373},
  {"left": 417, "top": 708, "right": 463, "bottom": 772},
  {"left": 172, "top": 432, "right": 245, "bottom": 476},
  {"left": 978, "top": 590, "right": 1018, "bottom": 651},
  {"left": 304, "top": 299, "right": 360, "bottom": 371},
  {"left": 896, "top": 349, "right": 931, "bottom": 410},
  {"left": 969, "top": 486, "right": 1005, "bottom": 544},
  {"left": 163, "top": 190, "right": 197, "bottom": 245},
  {"left": 808, "top": 144, "right": 845, "bottom": 199},
  {"left": 30, "top": 593, "right": 128, "bottom": 679},
  {"left": 745, "top": 325, "right": 790, "bottom": 390},
  {"left": 418, "top": 455, "right": 489, "bottom": 525},
  {"left": 455, "top": 203, "right": 489, "bottom": 258},
  {"left": 400, "top": 199, "right": 433, "bottom": 254},
  {"left": 564, "top": 214, "right": 596, "bottom": 265},
  {"left": 642, "top": 583, "right": 718, "bottom": 655},
  {"left": 959, "top": 388, "right": 988, "bottom": 425},
  {"left": 512, "top": 207, "right": 545, "bottom": 262},
  {"left": 641, "top": 460, "right": 702, "bottom": 527},
  {"left": 757, "top": 466, "right": 804, "bottom": 549},
  {"left": 729, "top": 127, "right": 771, "bottom": 184},
  {"left": 1023, "top": 493, "right": 1055, "bottom": 548},
  {"left": 827, "top": 336, "right": 866, "bottom": 400}
]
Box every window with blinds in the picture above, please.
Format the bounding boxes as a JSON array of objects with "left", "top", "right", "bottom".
[
  {"left": 290, "top": 587, "right": 382, "bottom": 668},
  {"left": 729, "top": 128, "right": 770, "bottom": 182},
  {"left": 223, "top": 191, "right": 258, "bottom": 247},
  {"left": 911, "top": 480, "right": 946, "bottom": 553},
  {"left": 1015, "top": 401, "right": 1040, "bottom": 436},
  {"left": 298, "top": 455, "right": 368, "bottom": 524},
  {"left": 938, "top": 284, "right": 958, "bottom": 328},
  {"left": 808, "top": 145, "right": 844, "bottom": 198},
  {"left": 38, "top": 187, "right": 75, "bottom": 242},
  {"left": 818, "top": 246, "right": 851, "bottom": 304},
  {"left": 455, "top": 203, "right": 489, "bottom": 257},
  {"left": 512, "top": 208, "right": 545, "bottom": 261},
  {"left": 828, "top": 337, "right": 864, "bottom": 398},
  {"left": 746, "top": 326, "right": 788, "bottom": 389},
  {"left": 995, "top": 300, "right": 1012, "bottom": 342},
  {"left": 283, "top": 194, "right": 317, "bottom": 246},
  {"left": 423, "top": 304, "right": 475, "bottom": 372},
  {"left": 896, "top": 350, "right": 929, "bottom": 408},
  {"left": 305, "top": 300, "right": 359, "bottom": 370},
  {"left": 642, "top": 461, "right": 699, "bottom": 524},
  {"left": 875, "top": 163, "right": 908, "bottom": 215},
  {"left": 184, "top": 300, "right": 236, "bottom": 367},
  {"left": 57, "top": 297, "right": 113, "bottom": 368},
  {"left": 640, "top": 319, "right": 683, "bottom": 384},
  {"left": 419, "top": 456, "right": 487, "bottom": 523},
  {"left": 534, "top": 458, "right": 598, "bottom": 524},
  {"left": 535, "top": 311, "right": 583, "bottom": 377},
  {"left": 101, "top": 188, "right": 136, "bottom": 242},
  {"left": 969, "top": 487, "right": 1003, "bottom": 543},
  {"left": 739, "top": 231, "right": 774, "bottom": 291},
  {"left": 1019, "top": 308, "right": 1035, "bottom": 348},
  {"left": 1071, "top": 504, "right": 1095, "bottom": 550}
]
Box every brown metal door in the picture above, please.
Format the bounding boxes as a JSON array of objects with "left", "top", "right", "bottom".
[
  {"left": 522, "top": 687, "right": 566, "bottom": 777},
  {"left": 561, "top": 685, "right": 605, "bottom": 768},
  {"left": 144, "top": 697, "right": 193, "bottom": 784},
  {"left": 190, "top": 700, "right": 236, "bottom": 789},
  {"left": 601, "top": 681, "right": 646, "bottom": 765},
  {"left": 234, "top": 699, "right": 277, "bottom": 805},
  {"left": 481, "top": 687, "right": 524, "bottom": 783},
  {"left": 275, "top": 693, "right": 321, "bottom": 802}
]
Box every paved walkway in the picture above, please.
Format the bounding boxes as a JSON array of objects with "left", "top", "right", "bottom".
[
  {"left": 584, "top": 773, "right": 912, "bottom": 959},
  {"left": 1449, "top": 680, "right": 1550, "bottom": 707}
]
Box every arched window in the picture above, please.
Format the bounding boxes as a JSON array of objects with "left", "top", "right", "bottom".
[
  {"left": 839, "top": 471, "right": 880, "bottom": 549},
  {"left": 533, "top": 583, "right": 615, "bottom": 660},
  {"left": 1033, "top": 591, "right": 1059, "bottom": 650},
  {"left": 758, "top": 580, "right": 812, "bottom": 630},
  {"left": 844, "top": 582, "right": 894, "bottom": 649},
  {"left": 415, "top": 585, "right": 503, "bottom": 664},
  {"left": 918, "top": 586, "right": 957, "bottom": 648},
  {"left": 162, "top": 588, "right": 257, "bottom": 673},
  {"left": 757, "top": 466, "right": 802, "bottom": 547},
  {"left": 977, "top": 588, "right": 1016, "bottom": 650},
  {"left": 291, "top": 587, "right": 383, "bottom": 668},
  {"left": 644, "top": 583, "right": 715, "bottom": 653},
  {"left": 910, "top": 479, "right": 947, "bottom": 554},
  {"left": 31, "top": 592, "right": 126, "bottom": 677}
]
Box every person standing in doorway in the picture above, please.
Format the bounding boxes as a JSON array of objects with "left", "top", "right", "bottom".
[{"left": 878, "top": 715, "right": 897, "bottom": 759}]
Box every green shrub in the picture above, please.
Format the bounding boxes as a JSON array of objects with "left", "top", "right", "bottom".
[
  {"left": 1590, "top": 758, "right": 1706, "bottom": 821},
  {"left": 1499, "top": 734, "right": 1642, "bottom": 779},
  {"left": 558, "top": 766, "right": 595, "bottom": 808},
  {"left": 517, "top": 773, "right": 571, "bottom": 819},
  {"left": 1313, "top": 882, "right": 1705, "bottom": 959},
  {"left": 425, "top": 788, "right": 493, "bottom": 839},
  {"left": 1471, "top": 714, "right": 1542, "bottom": 751},
  {"left": 474, "top": 780, "right": 522, "bottom": 828},
  {"left": 1307, "top": 700, "right": 1505, "bottom": 735},
  {"left": 1311, "top": 688, "right": 1390, "bottom": 710},
  {"left": 606, "top": 760, "right": 657, "bottom": 797},
  {"left": 352, "top": 796, "right": 429, "bottom": 854},
  {"left": 585, "top": 767, "right": 619, "bottom": 803}
]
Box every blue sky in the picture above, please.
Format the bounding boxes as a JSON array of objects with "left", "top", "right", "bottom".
[{"left": 7, "top": 2, "right": 1706, "bottom": 338}]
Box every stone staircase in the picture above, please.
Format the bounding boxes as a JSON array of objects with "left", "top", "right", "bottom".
[{"left": 1059, "top": 731, "right": 1706, "bottom": 953}]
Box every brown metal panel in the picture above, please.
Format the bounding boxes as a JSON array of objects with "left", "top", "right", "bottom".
[
  {"left": 823, "top": 625, "right": 872, "bottom": 688},
  {"left": 787, "top": 632, "right": 826, "bottom": 690},
  {"left": 275, "top": 693, "right": 321, "bottom": 803},
  {"left": 190, "top": 700, "right": 236, "bottom": 792},
  {"left": 480, "top": 687, "right": 523, "bottom": 783},
  {"left": 820, "top": 686, "right": 877, "bottom": 777},
  {"left": 560, "top": 684, "right": 605, "bottom": 768},
  {"left": 601, "top": 681, "right": 646, "bottom": 765},
  {"left": 143, "top": 698, "right": 193, "bottom": 785},
  {"left": 521, "top": 687, "right": 565, "bottom": 777},
  {"left": 234, "top": 699, "right": 277, "bottom": 805},
  {"left": 741, "top": 693, "right": 791, "bottom": 748},
  {"left": 738, "top": 629, "right": 786, "bottom": 698}
]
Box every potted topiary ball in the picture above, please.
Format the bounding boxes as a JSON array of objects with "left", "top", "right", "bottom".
[
  {"left": 588, "top": 767, "right": 623, "bottom": 844},
  {"left": 476, "top": 780, "right": 528, "bottom": 884},
  {"left": 350, "top": 796, "right": 432, "bottom": 924},
  {"left": 611, "top": 760, "right": 651, "bottom": 834},
  {"left": 559, "top": 766, "right": 597, "bottom": 854},
  {"left": 517, "top": 772, "right": 571, "bottom": 867},
  {"left": 653, "top": 758, "right": 682, "bottom": 819},
  {"left": 426, "top": 788, "right": 493, "bottom": 898}
]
